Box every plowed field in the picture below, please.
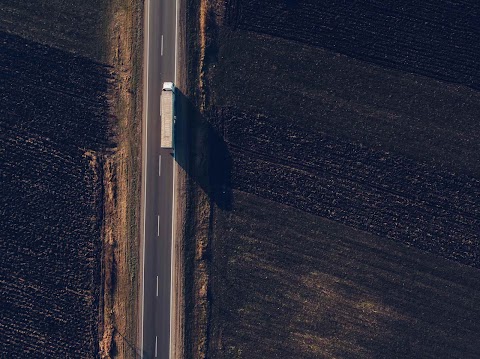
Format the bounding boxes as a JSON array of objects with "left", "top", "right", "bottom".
[
  {"left": 184, "top": 0, "right": 480, "bottom": 358},
  {"left": 0, "top": 0, "right": 112, "bottom": 354},
  {"left": 219, "top": 109, "right": 480, "bottom": 267},
  {"left": 210, "top": 191, "right": 480, "bottom": 358},
  {"left": 228, "top": 0, "right": 480, "bottom": 89}
]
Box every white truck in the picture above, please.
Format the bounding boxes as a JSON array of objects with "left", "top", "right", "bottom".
[{"left": 160, "top": 82, "right": 175, "bottom": 148}]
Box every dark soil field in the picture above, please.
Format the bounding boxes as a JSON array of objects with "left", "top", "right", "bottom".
[
  {"left": 0, "top": 1, "right": 113, "bottom": 357},
  {"left": 0, "top": 0, "right": 109, "bottom": 61},
  {"left": 218, "top": 108, "right": 480, "bottom": 267},
  {"left": 184, "top": 0, "right": 480, "bottom": 358},
  {"left": 228, "top": 0, "right": 480, "bottom": 90},
  {"left": 210, "top": 191, "right": 480, "bottom": 358},
  {"left": 210, "top": 30, "right": 480, "bottom": 179}
]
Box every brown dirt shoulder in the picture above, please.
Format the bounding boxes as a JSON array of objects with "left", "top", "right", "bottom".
[{"left": 99, "top": 1, "right": 144, "bottom": 358}]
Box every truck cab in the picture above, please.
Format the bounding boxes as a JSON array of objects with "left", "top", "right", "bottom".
[{"left": 163, "top": 82, "right": 175, "bottom": 92}]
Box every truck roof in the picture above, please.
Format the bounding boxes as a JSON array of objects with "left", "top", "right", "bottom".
[
  {"left": 161, "top": 90, "right": 174, "bottom": 148},
  {"left": 162, "top": 82, "right": 175, "bottom": 91}
]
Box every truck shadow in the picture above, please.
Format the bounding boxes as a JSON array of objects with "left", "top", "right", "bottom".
[{"left": 174, "top": 89, "right": 232, "bottom": 211}]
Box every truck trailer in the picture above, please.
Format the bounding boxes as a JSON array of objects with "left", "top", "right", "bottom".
[{"left": 160, "top": 81, "right": 175, "bottom": 148}]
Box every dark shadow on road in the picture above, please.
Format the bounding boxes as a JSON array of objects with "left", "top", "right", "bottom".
[{"left": 174, "top": 89, "right": 232, "bottom": 211}]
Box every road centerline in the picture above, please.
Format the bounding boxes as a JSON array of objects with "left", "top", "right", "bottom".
[{"left": 141, "top": 0, "right": 177, "bottom": 357}]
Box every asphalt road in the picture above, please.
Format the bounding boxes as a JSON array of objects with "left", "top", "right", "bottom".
[{"left": 140, "top": 0, "right": 178, "bottom": 358}]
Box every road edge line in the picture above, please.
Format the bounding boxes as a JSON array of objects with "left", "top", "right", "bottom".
[
  {"left": 170, "top": 1, "right": 179, "bottom": 358},
  {"left": 140, "top": 0, "right": 151, "bottom": 357}
]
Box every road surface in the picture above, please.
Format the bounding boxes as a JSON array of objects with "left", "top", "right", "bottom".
[{"left": 139, "top": 0, "right": 178, "bottom": 358}]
